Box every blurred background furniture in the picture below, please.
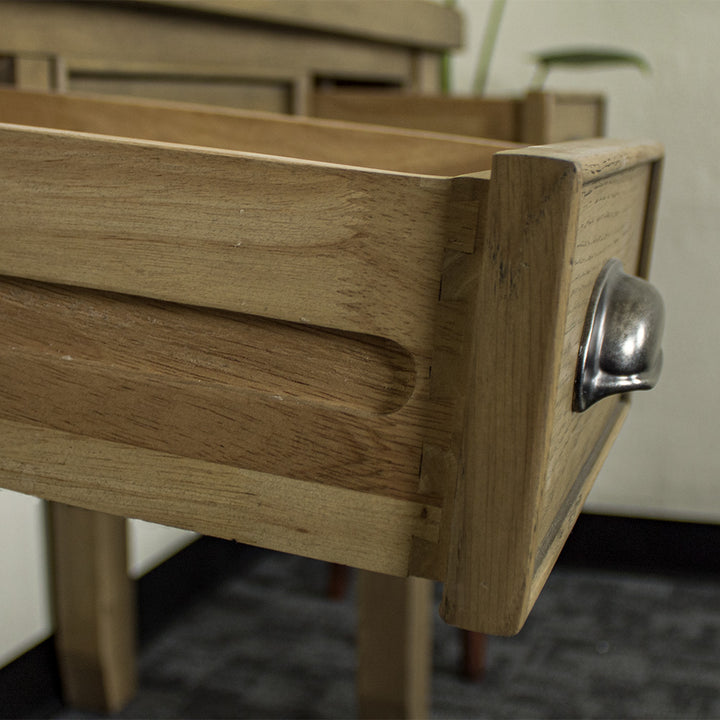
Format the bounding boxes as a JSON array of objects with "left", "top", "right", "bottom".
[
  {"left": 0, "top": 0, "right": 603, "bottom": 145},
  {"left": 311, "top": 88, "right": 604, "bottom": 144},
  {"left": 0, "top": 0, "right": 460, "bottom": 105}
]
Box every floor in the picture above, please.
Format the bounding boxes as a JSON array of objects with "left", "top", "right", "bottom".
[{"left": 51, "top": 544, "right": 720, "bottom": 720}]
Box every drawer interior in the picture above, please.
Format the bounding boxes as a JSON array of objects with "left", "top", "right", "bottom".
[{"left": 0, "top": 88, "right": 518, "bottom": 176}]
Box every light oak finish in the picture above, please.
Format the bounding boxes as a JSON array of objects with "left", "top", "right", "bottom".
[
  {"left": 0, "top": 91, "right": 663, "bottom": 638},
  {"left": 0, "top": 89, "right": 510, "bottom": 584},
  {"left": 440, "top": 141, "right": 663, "bottom": 634},
  {"left": 357, "top": 573, "right": 434, "bottom": 719},
  {"left": 0, "top": 12, "right": 461, "bottom": 714},
  {"left": 1, "top": 71, "right": 140, "bottom": 713},
  {"left": 49, "top": 504, "right": 137, "bottom": 713},
  {"left": 0, "top": 88, "right": 509, "bottom": 177},
  {"left": 312, "top": 90, "right": 606, "bottom": 143}
]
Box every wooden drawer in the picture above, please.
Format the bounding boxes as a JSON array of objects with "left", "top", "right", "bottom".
[
  {"left": 0, "top": 89, "right": 663, "bottom": 634},
  {"left": 312, "top": 89, "right": 606, "bottom": 144}
]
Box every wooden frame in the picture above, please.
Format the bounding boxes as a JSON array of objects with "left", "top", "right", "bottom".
[{"left": 0, "top": 89, "right": 662, "bottom": 639}]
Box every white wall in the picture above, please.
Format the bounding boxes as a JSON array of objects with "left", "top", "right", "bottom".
[
  {"left": 0, "top": 492, "right": 51, "bottom": 667},
  {"left": 0, "top": 492, "right": 194, "bottom": 667},
  {"left": 448, "top": 0, "right": 720, "bottom": 521}
]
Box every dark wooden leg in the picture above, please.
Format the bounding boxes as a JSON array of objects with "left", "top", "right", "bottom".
[
  {"left": 461, "top": 630, "right": 487, "bottom": 681},
  {"left": 327, "top": 563, "right": 350, "bottom": 600}
]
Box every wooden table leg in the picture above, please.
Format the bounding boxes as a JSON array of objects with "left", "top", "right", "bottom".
[
  {"left": 48, "top": 503, "right": 137, "bottom": 713},
  {"left": 356, "top": 571, "right": 433, "bottom": 719}
]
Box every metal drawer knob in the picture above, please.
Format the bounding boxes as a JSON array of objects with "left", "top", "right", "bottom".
[{"left": 574, "top": 259, "right": 664, "bottom": 412}]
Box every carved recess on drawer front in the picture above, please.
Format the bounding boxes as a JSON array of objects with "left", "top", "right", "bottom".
[
  {"left": 0, "top": 277, "right": 451, "bottom": 504},
  {"left": 0, "top": 277, "right": 416, "bottom": 414}
]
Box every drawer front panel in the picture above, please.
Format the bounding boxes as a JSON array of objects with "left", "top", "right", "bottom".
[{"left": 441, "top": 140, "right": 664, "bottom": 635}]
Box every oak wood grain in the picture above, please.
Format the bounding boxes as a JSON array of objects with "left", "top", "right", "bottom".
[
  {"left": 440, "top": 140, "right": 663, "bottom": 634},
  {"left": 0, "top": 278, "right": 415, "bottom": 416},
  {"left": 0, "top": 123, "right": 452, "bottom": 347},
  {"left": 0, "top": 89, "right": 664, "bottom": 633},
  {"left": 0, "top": 88, "right": 513, "bottom": 176},
  {"left": 0, "top": 418, "right": 441, "bottom": 577}
]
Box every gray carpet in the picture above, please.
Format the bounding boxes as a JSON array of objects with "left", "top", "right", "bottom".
[{"left": 54, "top": 549, "right": 720, "bottom": 720}]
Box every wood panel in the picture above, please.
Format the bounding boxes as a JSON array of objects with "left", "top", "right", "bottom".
[
  {"left": 0, "top": 92, "right": 494, "bottom": 582},
  {"left": 536, "top": 164, "right": 652, "bottom": 536},
  {"left": 0, "top": 278, "right": 415, "bottom": 415},
  {"left": 440, "top": 139, "right": 664, "bottom": 635},
  {"left": 0, "top": 53, "right": 63, "bottom": 92},
  {"left": 69, "top": 75, "right": 293, "bottom": 115},
  {"left": 0, "top": 418, "right": 441, "bottom": 578},
  {"left": 0, "top": 124, "right": 450, "bottom": 345},
  {"left": 0, "top": 278, "right": 447, "bottom": 504},
  {"left": 60, "top": 57, "right": 310, "bottom": 111}
]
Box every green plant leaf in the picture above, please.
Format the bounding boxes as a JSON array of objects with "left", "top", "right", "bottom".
[
  {"left": 473, "top": 0, "right": 507, "bottom": 95},
  {"left": 535, "top": 48, "right": 651, "bottom": 70},
  {"left": 440, "top": 0, "right": 458, "bottom": 94},
  {"left": 530, "top": 47, "right": 651, "bottom": 89}
]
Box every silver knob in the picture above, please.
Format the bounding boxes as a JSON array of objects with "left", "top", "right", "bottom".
[{"left": 574, "top": 259, "right": 664, "bottom": 412}]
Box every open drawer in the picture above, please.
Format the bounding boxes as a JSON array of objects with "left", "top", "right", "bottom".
[{"left": 0, "top": 89, "right": 663, "bottom": 634}]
